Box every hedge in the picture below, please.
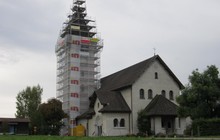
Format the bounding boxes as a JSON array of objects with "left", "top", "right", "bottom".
[{"left": 191, "top": 118, "right": 220, "bottom": 136}]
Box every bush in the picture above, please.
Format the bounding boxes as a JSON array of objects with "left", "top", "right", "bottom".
[
  {"left": 126, "top": 134, "right": 136, "bottom": 137},
  {"left": 155, "top": 132, "right": 166, "bottom": 137},
  {"left": 137, "top": 109, "right": 151, "bottom": 136},
  {"left": 192, "top": 118, "right": 220, "bottom": 136},
  {"left": 1, "top": 121, "right": 9, "bottom": 134},
  {"left": 167, "top": 133, "right": 175, "bottom": 137},
  {"left": 184, "top": 124, "right": 192, "bottom": 136},
  {"left": 136, "top": 132, "right": 147, "bottom": 137}
]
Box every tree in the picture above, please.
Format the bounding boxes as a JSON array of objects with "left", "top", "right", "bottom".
[
  {"left": 2, "top": 121, "right": 9, "bottom": 134},
  {"left": 177, "top": 65, "right": 220, "bottom": 119},
  {"left": 15, "top": 85, "right": 43, "bottom": 134},
  {"left": 38, "top": 98, "right": 66, "bottom": 135},
  {"left": 15, "top": 85, "right": 43, "bottom": 118},
  {"left": 137, "top": 109, "right": 151, "bottom": 136}
]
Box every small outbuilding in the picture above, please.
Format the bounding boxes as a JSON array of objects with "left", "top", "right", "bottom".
[{"left": 0, "top": 118, "right": 30, "bottom": 135}]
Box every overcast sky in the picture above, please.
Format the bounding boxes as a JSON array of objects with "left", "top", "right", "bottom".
[{"left": 0, "top": 0, "right": 220, "bottom": 117}]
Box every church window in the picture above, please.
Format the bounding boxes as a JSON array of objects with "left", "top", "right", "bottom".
[
  {"left": 139, "top": 89, "right": 145, "bottom": 99},
  {"left": 113, "top": 119, "right": 118, "bottom": 127},
  {"left": 179, "top": 118, "right": 181, "bottom": 128},
  {"left": 161, "top": 119, "right": 165, "bottom": 128},
  {"left": 148, "top": 89, "right": 153, "bottom": 99},
  {"left": 169, "top": 90, "right": 174, "bottom": 100},
  {"left": 120, "top": 119, "right": 125, "bottom": 127},
  {"left": 155, "top": 72, "right": 158, "bottom": 79},
  {"left": 161, "top": 90, "right": 166, "bottom": 97}
]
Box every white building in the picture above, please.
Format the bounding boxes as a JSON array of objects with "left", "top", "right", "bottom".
[{"left": 77, "top": 55, "right": 188, "bottom": 136}]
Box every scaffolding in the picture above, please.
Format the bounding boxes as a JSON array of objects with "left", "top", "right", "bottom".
[{"left": 55, "top": 0, "right": 103, "bottom": 135}]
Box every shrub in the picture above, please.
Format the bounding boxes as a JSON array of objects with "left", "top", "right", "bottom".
[
  {"left": 136, "top": 132, "right": 147, "bottom": 137},
  {"left": 126, "top": 133, "right": 136, "bottom": 137},
  {"left": 167, "top": 133, "right": 175, "bottom": 137},
  {"left": 137, "top": 109, "right": 151, "bottom": 136},
  {"left": 192, "top": 118, "right": 220, "bottom": 136},
  {"left": 184, "top": 124, "right": 192, "bottom": 136},
  {"left": 155, "top": 132, "right": 166, "bottom": 137}
]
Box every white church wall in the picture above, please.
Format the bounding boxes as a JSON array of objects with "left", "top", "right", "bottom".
[
  {"left": 132, "top": 59, "right": 181, "bottom": 134},
  {"left": 175, "top": 117, "right": 188, "bottom": 135},
  {"left": 121, "top": 88, "right": 132, "bottom": 109},
  {"left": 86, "top": 98, "right": 104, "bottom": 136},
  {"left": 102, "top": 113, "right": 130, "bottom": 136},
  {"left": 154, "top": 117, "right": 165, "bottom": 134}
]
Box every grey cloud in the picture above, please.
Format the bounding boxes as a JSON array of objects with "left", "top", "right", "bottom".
[
  {"left": 0, "top": 0, "right": 70, "bottom": 53},
  {"left": 0, "top": 0, "right": 220, "bottom": 117},
  {"left": 0, "top": 46, "right": 24, "bottom": 65}
]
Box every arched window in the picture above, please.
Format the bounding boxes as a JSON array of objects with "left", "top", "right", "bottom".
[
  {"left": 169, "top": 90, "right": 174, "bottom": 100},
  {"left": 161, "top": 90, "right": 166, "bottom": 97},
  {"left": 113, "top": 118, "right": 118, "bottom": 127},
  {"left": 120, "top": 119, "right": 125, "bottom": 127},
  {"left": 139, "top": 89, "right": 145, "bottom": 99},
  {"left": 155, "top": 72, "right": 158, "bottom": 79},
  {"left": 148, "top": 89, "right": 153, "bottom": 99}
]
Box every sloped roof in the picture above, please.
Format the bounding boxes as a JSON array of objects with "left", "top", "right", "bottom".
[
  {"left": 78, "top": 90, "right": 131, "bottom": 118},
  {"left": 100, "top": 55, "right": 184, "bottom": 91},
  {"left": 80, "top": 55, "right": 183, "bottom": 117},
  {"left": 144, "top": 95, "right": 178, "bottom": 116},
  {"left": 99, "top": 55, "right": 155, "bottom": 91},
  {"left": 97, "top": 91, "right": 131, "bottom": 113},
  {"left": 76, "top": 108, "right": 95, "bottom": 120}
]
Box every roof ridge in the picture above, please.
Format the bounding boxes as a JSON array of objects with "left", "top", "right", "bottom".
[{"left": 101, "top": 55, "right": 158, "bottom": 80}]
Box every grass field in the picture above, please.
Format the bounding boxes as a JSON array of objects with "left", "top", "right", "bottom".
[
  {"left": 0, "top": 136, "right": 145, "bottom": 140},
  {"left": 0, "top": 136, "right": 220, "bottom": 140}
]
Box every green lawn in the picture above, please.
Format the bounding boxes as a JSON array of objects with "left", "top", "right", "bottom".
[
  {"left": 0, "top": 136, "right": 220, "bottom": 140},
  {"left": 0, "top": 136, "right": 163, "bottom": 140},
  {"left": 0, "top": 136, "right": 144, "bottom": 140},
  {"left": 0, "top": 136, "right": 142, "bottom": 140}
]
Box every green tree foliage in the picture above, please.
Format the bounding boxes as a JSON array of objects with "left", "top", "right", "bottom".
[
  {"left": 137, "top": 109, "right": 151, "bottom": 135},
  {"left": 177, "top": 65, "right": 220, "bottom": 119},
  {"left": 15, "top": 85, "right": 43, "bottom": 118},
  {"left": 38, "top": 98, "right": 66, "bottom": 135},
  {"left": 192, "top": 118, "right": 220, "bottom": 136},
  {"left": 15, "top": 85, "right": 43, "bottom": 134},
  {"left": 2, "top": 121, "right": 9, "bottom": 134}
]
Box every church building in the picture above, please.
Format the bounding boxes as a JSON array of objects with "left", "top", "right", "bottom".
[{"left": 77, "top": 55, "right": 188, "bottom": 136}]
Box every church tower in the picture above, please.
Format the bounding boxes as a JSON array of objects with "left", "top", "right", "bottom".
[{"left": 55, "top": 0, "right": 103, "bottom": 135}]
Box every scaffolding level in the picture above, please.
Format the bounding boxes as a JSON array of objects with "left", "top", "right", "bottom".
[{"left": 55, "top": 0, "right": 103, "bottom": 135}]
